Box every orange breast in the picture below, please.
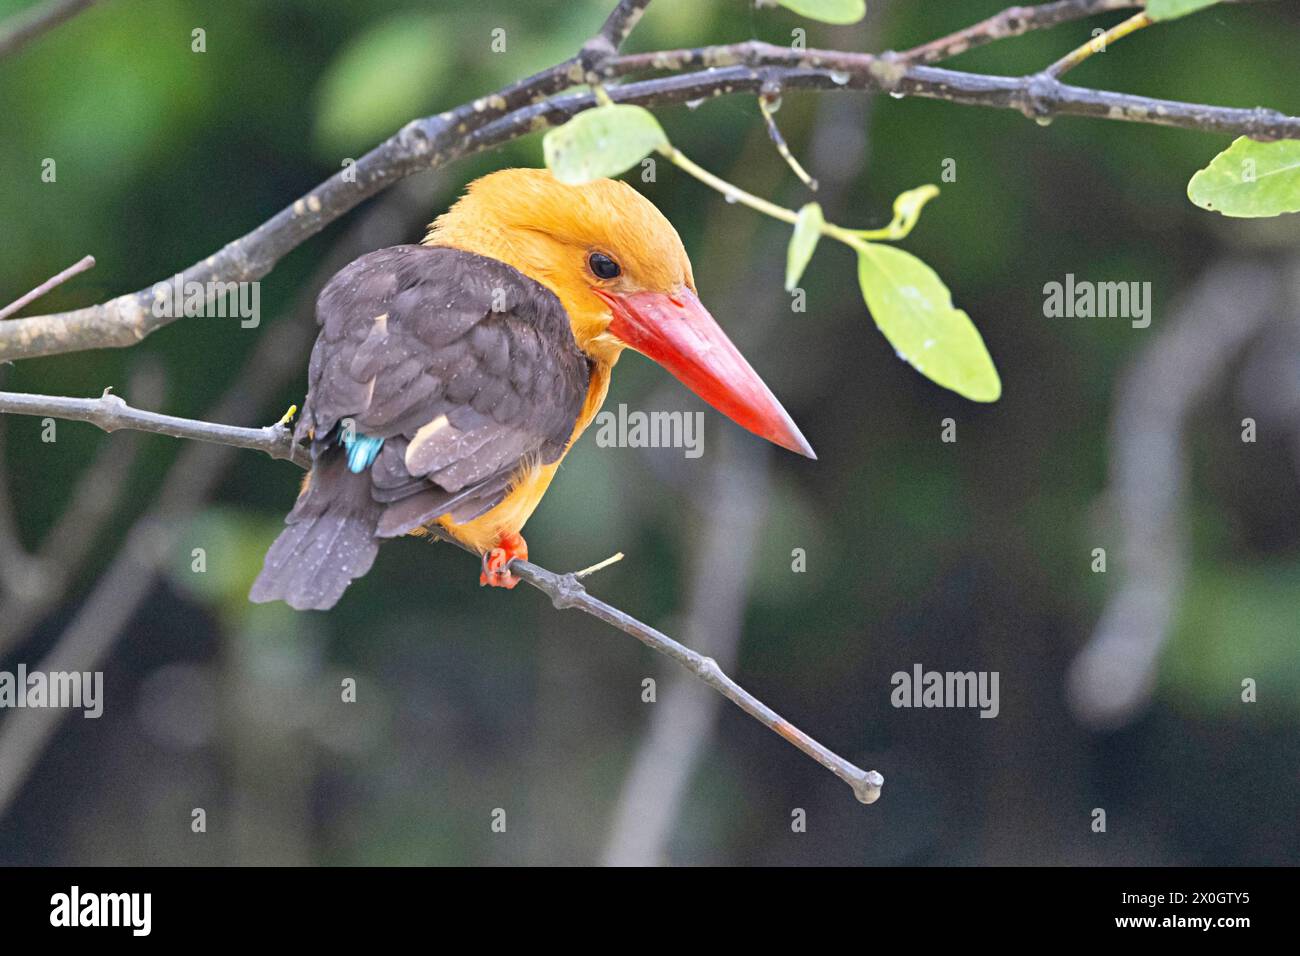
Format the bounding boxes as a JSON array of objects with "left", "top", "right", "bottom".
[{"left": 434, "top": 362, "right": 612, "bottom": 552}]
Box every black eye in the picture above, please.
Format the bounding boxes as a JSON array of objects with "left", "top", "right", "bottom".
[{"left": 588, "top": 252, "right": 620, "bottom": 280}]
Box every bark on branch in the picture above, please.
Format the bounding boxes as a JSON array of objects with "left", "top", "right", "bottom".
[
  {"left": 1, "top": 1, "right": 1293, "bottom": 361},
  {"left": 0, "top": 389, "right": 309, "bottom": 468}
]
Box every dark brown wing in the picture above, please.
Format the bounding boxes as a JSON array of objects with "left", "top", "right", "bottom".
[{"left": 297, "top": 244, "right": 591, "bottom": 536}]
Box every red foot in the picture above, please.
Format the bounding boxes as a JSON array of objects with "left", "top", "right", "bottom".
[{"left": 480, "top": 532, "right": 528, "bottom": 589}]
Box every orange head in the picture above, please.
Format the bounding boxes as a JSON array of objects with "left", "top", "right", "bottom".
[{"left": 425, "top": 168, "right": 814, "bottom": 458}]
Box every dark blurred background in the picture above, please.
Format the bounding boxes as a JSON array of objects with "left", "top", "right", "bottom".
[{"left": 0, "top": 0, "right": 1297, "bottom": 865}]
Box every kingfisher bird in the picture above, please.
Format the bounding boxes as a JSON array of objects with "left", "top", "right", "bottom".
[{"left": 250, "top": 168, "right": 814, "bottom": 610}]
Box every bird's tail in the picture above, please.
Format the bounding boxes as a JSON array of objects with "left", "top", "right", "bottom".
[{"left": 249, "top": 450, "right": 381, "bottom": 611}]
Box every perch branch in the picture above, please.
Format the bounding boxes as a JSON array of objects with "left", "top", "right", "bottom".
[
  {"left": 0, "top": 392, "right": 885, "bottom": 805},
  {"left": 0, "top": 389, "right": 309, "bottom": 468},
  {"left": 502, "top": 553, "right": 882, "bottom": 804},
  {"left": 3, "top": 1, "right": 1297, "bottom": 361}
]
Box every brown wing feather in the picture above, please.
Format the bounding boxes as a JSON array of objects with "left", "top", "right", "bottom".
[{"left": 297, "top": 245, "right": 590, "bottom": 537}]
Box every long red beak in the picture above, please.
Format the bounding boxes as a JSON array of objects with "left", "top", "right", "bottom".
[{"left": 597, "top": 288, "right": 816, "bottom": 459}]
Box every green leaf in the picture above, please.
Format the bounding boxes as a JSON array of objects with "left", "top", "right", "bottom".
[
  {"left": 1187, "top": 136, "right": 1300, "bottom": 218},
  {"left": 856, "top": 242, "right": 1000, "bottom": 402},
  {"left": 785, "top": 202, "right": 824, "bottom": 291},
  {"left": 773, "top": 0, "right": 867, "bottom": 25},
  {"left": 313, "top": 13, "right": 450, "bottom": 156},
  {"left": 856, "top": 184, "right": 940, "bottom": 241},
  {"left": 1146, "top": 0, "right": 1221, "bottom": 21},
  {"left": 543, "top": 104, "right": 669, "bottom": 184}
]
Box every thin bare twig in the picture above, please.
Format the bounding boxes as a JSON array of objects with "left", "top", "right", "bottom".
[
  {"left": 0, "top": 0, "right": 101, "bottom": 60},
  {"left": 759, "top": 92, "right": 817, "bottom": 191},
  {"left": 0, "top": 254, "right": 95, "bottom": 320},
  {"left": 898, "top": 0, "right": 1252, "bottom": 65},
  {"left": 899, "top": 0, "right": 1137, "bottom": 64}
]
